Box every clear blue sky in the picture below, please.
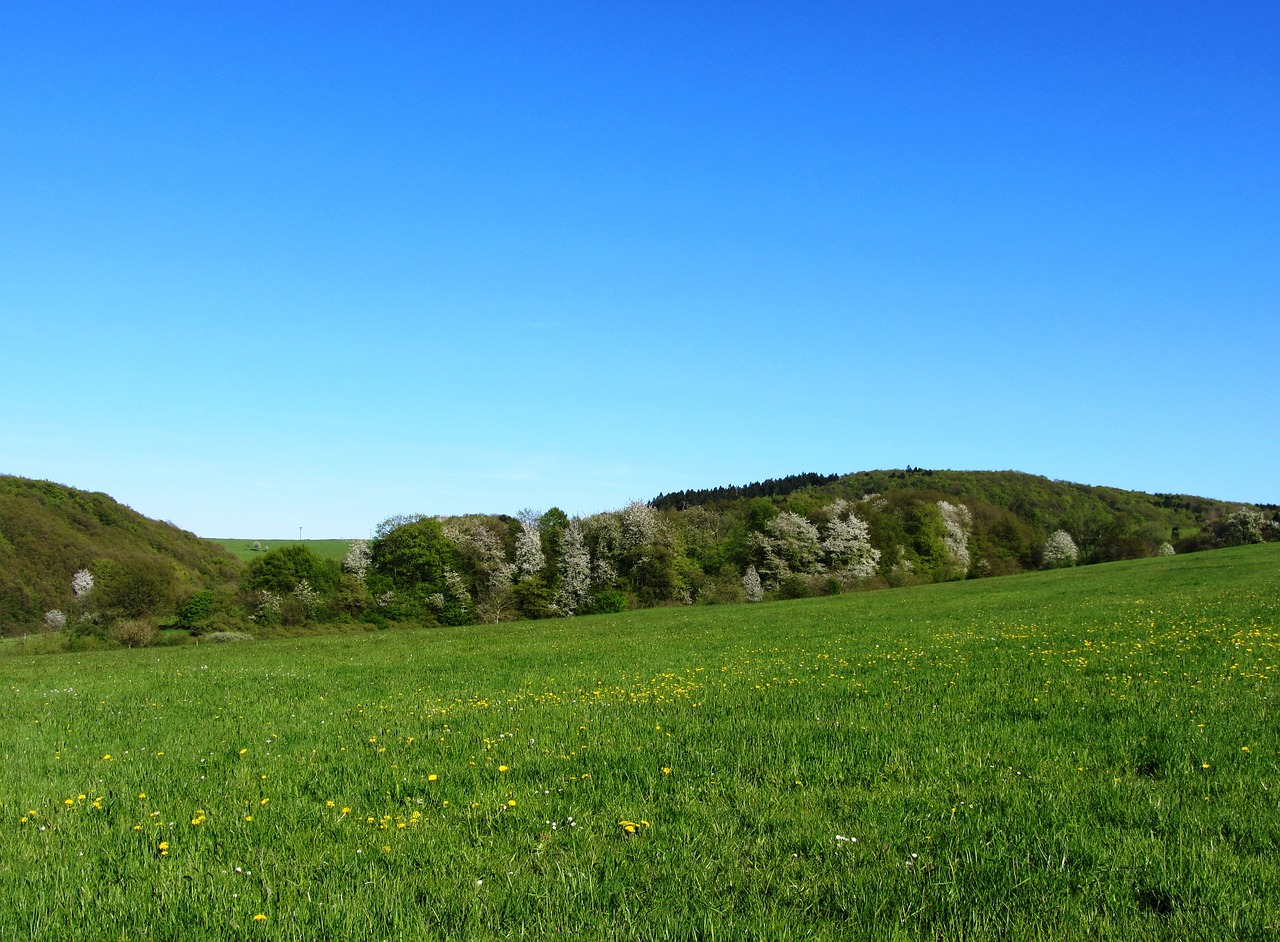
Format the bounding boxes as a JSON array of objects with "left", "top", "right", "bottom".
[{"left": 2, "top": 2, "right": 1276, "bottom": 538}]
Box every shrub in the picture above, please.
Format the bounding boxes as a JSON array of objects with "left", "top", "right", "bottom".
[
  {"left": 205, "top": 631, "right": 254, "bottom": 643},
  {"left": 44, "top": 610, "right": 67, "bottom": 631},
  {"left": 109, "top": 618, "right": 158, "bottom": 649},
  {"left": 176, "top": 590, "right": 214, "bottom": 629}
]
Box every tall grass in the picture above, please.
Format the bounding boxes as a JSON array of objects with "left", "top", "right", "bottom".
[{"left": 1, "top": 545, "right": 1276, "bottom": 940}]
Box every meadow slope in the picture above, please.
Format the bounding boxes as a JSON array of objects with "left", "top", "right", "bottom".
[{"left": 1, "top": 544, "right": 1277, "bottom": 940}]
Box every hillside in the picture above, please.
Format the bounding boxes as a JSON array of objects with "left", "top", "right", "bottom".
[
  {"left": 653, "top": 468, "right": 1271, "bottom": 571},
  {"left": 0, "top": 476, "right": 242, "bottom": 632}
]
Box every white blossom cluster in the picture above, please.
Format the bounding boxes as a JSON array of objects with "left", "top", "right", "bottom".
[
  {"left": 751, "top": 512, "right": 824, "bottom": 586},
  {"left": 71, "top": 568, "right": 94, "bottom": 598},
  {"left": 1157, "top": 542, "right": 1176, "bottom": 556},
  {"left": 937, "top": 501, "right": 972, "bottom": 575},
  {"left": 618, "top": 501, "right": 661, "bottom": 551},
  {"left": 822, "top": 500, "right": 881, "bottom": 580},
  {"left": 342, "top": 540, "right": 371, "bottom": 580},
  {"left": 742, "top": 565, "right": 763, "bottom": 603},
  {"left": 256, "top": 590, "right": 283, "bottom": 618},
  {"left": 1042, "top": 530, "right": 1079, "bottom": 568},
  {"left": 514, "top": 510, "right": 546, "bottom": 579},
  {"left": 553, "top": 519, "right": 592, "bottom": 615},
  {"left": 44, "top": 609, "right": 67, "bottom": 631}
]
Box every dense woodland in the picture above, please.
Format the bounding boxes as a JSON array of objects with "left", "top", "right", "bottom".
[{"left": 1, "top": 470, "right": 1276, "bottom": 644}]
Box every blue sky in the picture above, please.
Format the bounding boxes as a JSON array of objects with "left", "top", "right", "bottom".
[{"left": 2, "top": 2, "right": 1276, "bottom": 537}]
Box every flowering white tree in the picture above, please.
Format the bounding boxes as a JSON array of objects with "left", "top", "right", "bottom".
[
  {"left": 72, "top": 568, "right": 94, "bottom": 598},
  {"left": 342, "top": 539, "right": 371, "bottom": 581},
  {"left": 742, "top": 565, "right": 763, "bottom": 603},
  {"left": 618, "top": 501, "right": 660, "bottom": 551},
  {"left": 553, "top": 519, "right": 592, "bottom": 615},
  {"left": 753, "top": 512, "right": 824, "bottom": 586},
  {"left": 822, "top": 500, "right": 881, "bottom": 580},
  {"left": 44, "top": 609, "right": 67, "bottom": 631},
  {"left": 292, "top": 580, "right": 320, "bottom": 617},
  {"left": 937, "top": 501, "right": 972, "bottom": 576},
  {"left": 1043, "top": 530, "right": 1079, "bottom": 568},
  {"left": 1213, "top": 508, "right": 1265, "bottom": 547},
  {"left": 515, "top": 509, "right": 546, "bottom": 579},
  {"left": 1156, "top": 542, "right": 1176, "bottom": 556}
]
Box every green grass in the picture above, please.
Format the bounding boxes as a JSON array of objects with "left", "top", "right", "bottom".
[
  {"left": 1, "top": 545, "right": 1277, "bottom": 940},
  {"left": 210, "top": 538, "right": 356, "bottom": 563}
]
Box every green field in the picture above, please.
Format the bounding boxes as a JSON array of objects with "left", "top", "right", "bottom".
[
  {"left": 2, "top": 545, "right": 1277, "bottom": 940},
  {"left": 210, "top": 538, "right": 356, "bottom": 563}
]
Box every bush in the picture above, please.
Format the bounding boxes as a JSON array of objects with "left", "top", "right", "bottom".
[
  {"left": 205, "top": 631, "right": 254, "bottom": 643},
  {"left": 585, "top": 587, "right": 628, "bottom": 615},
  {"left": 109, "top": 618, "right": 158, "bottom": 649},
  {"left": 176, "top": 590, "right": 214, "bottom": 629}
]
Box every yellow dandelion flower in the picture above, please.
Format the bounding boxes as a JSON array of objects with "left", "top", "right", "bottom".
[
  {"left": 428, "top": 774, "right": 438, "bottom": 782},
  {"left": 252, "top": 914, "right": 267, "bottom": 922},
  {"left": 77, "top": 794, "right": 86, "bottom": 801},
  {"left": 341, "top": 807, "right": 350, "bottom": 814},
  {"left": 64, "top": 799, "right": 74, "bottom": 806},
  {"left": 244, "top": 815, "right": 253, "bottom": 822},
  {"left": 507, "top": 800, "right": 517, "bottom": 807},
  {"left": 239, "top": 748, "right": 248, "bottom": 755},
  {"left": 498, "top": 766, "right": 509, "bottom": 773},
  {"left": 102, "top": 755, "right": 112, "bottom": 761},
  {"left": 260, "top": 798, "right": 269, "bottom": 805},
  {"left": 662, "top": 767, "right": 671, "bottom": 775},
  {"left": 326, "top": 800, "right": 335, "bottom": 807}
]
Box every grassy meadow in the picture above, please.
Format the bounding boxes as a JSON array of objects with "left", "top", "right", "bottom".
[
  {"left": 1, "top": 544, "right": 1277, "bottom": 940},
  {"left": 210, "top": 538, "right": 355, "bottom": 564}
]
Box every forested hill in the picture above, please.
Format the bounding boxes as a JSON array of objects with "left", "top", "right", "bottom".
[
  {"left": 652, "top": 468, "right": 1273, "bottom": 570},
  {"left": 0, "top": 476, "right": 241, "bottom": 629}
]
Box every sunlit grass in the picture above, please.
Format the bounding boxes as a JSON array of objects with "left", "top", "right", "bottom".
[{"left": 2, "top": 544, "right": 1277, "bottom": 939}]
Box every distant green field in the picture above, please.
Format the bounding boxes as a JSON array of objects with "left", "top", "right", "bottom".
[
  {"left": 210, "top": 538, "right": 356, "bottom": 563},
  {"left": 1, "top": 545, "right": 1276, "bottom": 939}
]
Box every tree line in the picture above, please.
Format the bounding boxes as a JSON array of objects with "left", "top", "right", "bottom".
[{"left": 7, "top": 470, "right": 1278, "bottom": 644}]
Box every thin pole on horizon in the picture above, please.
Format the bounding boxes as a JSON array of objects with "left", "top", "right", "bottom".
[{"left": 299, "top": 527, "right": 302, "bottom": 542}]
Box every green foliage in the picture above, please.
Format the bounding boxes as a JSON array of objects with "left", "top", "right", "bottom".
[
  {"left": 176, "top": 590, "right": 214, "bottom": 629},
  {"left": 245, "top": 545, "right": 341, "bottom": 596},
  {"left": 92, "top": 556, "right": 178, "bottom": 619},
  {"left": 370, "top": 518, "right": 454, "bottom": 594},
  {"left": 585, "top": 586, "right": 628, "bottom": 614},
  {"left": 0, "top": 476, "right": 241, "bottom": 633},
  {"left": 512, "top": 576, "right": 553, "bottom": 620}
]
